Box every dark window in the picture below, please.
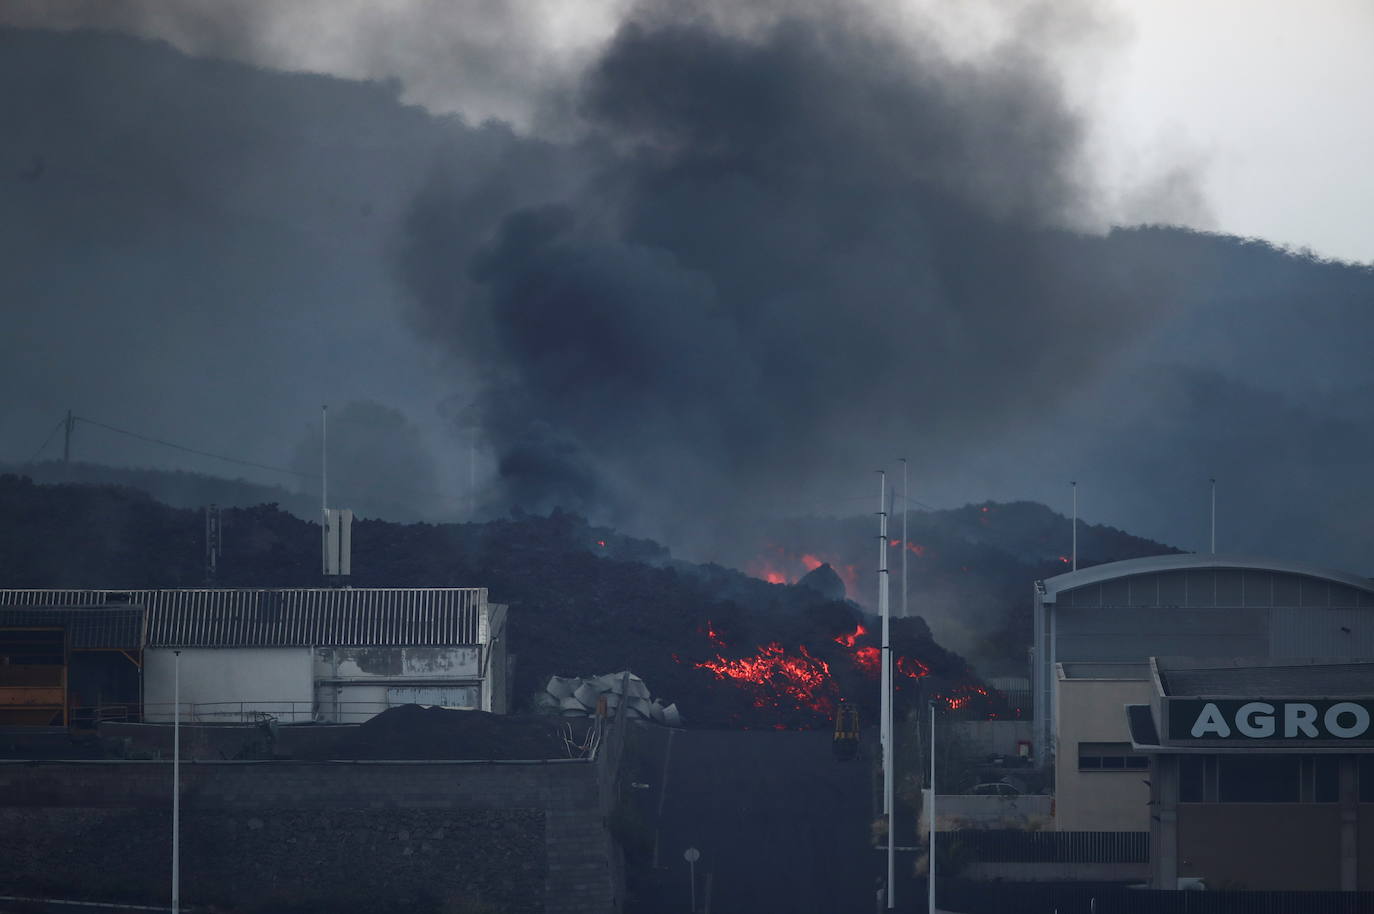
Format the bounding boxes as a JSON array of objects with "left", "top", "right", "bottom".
[
  {"left": 1180, "top": 755, "right": 1206, "bottom": 802},
  {"left": 1078, "top": 742, "right": 1147, "bottom": 772},
  {"left": 1314, "top": 756, "right": 1340, "bottom": 803},
  {"left": 1218, "top": 755, "right": 1300, "bottom": 802},
  {"left": 1360, "top": 756, "right": 1374, "bottom": 803}
]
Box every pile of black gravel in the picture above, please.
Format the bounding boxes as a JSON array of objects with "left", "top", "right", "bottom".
[{"left": 330, "top": 705, "right": 598, "bottom": 760}]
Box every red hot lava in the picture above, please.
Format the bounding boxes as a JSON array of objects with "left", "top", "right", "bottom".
[
  {"left": 834, "top": 623, "right": 866, "bottom": 647},
  {"left": 695, "top": 642, "right": 837, "bottom": 715},
  {"left": 748, "top": 546, "right": 859, "bottom": 594}
]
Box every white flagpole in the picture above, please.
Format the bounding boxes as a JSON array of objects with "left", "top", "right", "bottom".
[{"left": 1071, "top": 481, "right": 1078, "bottom": 572}]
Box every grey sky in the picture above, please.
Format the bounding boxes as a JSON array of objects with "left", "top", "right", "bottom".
[{"left": 5, "top": 0, "right": 1369, "bottom": 263}]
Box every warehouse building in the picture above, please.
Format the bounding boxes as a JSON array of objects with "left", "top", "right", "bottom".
[
  {"left": 1127, "top": 657, "right": 1374, "bottom": 890},
  {"left": 1034, "top": 553, "right": 1374, "bottom": 775},
  {"left": 0, "top": 587, "right": 507, "bottom": 726},
  {"left": 1032, "top": 553, "right": 1374, "bottom": 890}
]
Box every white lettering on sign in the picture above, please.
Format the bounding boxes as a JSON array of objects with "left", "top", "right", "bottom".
[
  {"left": 1235, "top": 702, "right": 1275, "bottom": 738},
  {"left": 1190, "top": 702, "right": 1231, "bottom": 738},
  {"left": 1324, "top": 702, "right": 1371, "bottom": 739},
  {"left": 1284, "top": 703, "right": 1319, "bottom": 738}
]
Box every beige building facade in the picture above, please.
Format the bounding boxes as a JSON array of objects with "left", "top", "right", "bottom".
[{"left": 1053, "top": 663, "right": 1154, "bottom": 831}]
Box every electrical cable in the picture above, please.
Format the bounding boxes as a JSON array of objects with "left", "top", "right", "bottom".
[
  {"left": 73, "top": 413, "right": 471, "bottom": 505},
  {"left": 74, "top": 415, "right": 317, "bottom": 479},
  {"left": 25, "top": 415, "right": 68, "bottom": 464}
]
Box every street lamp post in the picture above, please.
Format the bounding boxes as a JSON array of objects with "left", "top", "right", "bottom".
[
  {"left": 928, "top": 700, "right": 936, "bottom": 914},
  {"left": 172, "top": 649, "right": 181, "bottom": 914}
]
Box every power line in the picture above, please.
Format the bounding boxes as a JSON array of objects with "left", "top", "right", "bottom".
[
  {"left": 72, "top": 413, "right": 472, "bottom": 506},
  {"left": 27, "top": 416, "right": 68, "bottom": 463},
  {"left": 74, "top": 415, "right": 317, "bottom": 480}
]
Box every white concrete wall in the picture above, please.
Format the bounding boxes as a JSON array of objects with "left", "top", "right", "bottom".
[
  {"left": 144, "top": 648, "right": 313, "bottom": 722},
  {"left": 313, "top": 646, "right": 480, "bottom": 680},
  {"left": 315, "top": 681, "right": 482, "bottom": 722},
  {"left": 312, "top": 646, "right": 485, "bottom": 721},
  {"left": 1054, "top": 676, "right": 1154, "bottom": 831}
]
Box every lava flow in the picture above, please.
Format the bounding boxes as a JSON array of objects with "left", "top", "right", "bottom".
[{"left": 695, "top": 642, "right": 838, "bottom": 715}]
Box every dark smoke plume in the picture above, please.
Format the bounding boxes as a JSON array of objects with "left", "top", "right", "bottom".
[{"left": 398, "top": 6, "right": 1178, "bottom": 539}]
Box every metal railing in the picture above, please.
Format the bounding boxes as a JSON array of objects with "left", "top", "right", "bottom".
[
  {"left": 939, "top": 829, "right": 1149, "bottom": 864},
  {"left": 138, "top": 699, "right": 477, "bottom": 725}
]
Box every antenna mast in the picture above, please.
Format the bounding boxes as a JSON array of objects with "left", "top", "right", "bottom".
[
  {"left": 1070, "top": 481, "right": 1078, "bottom": 572},
  {"left": 1210, "top": 477, "right": 1217, "bottom": 554}
]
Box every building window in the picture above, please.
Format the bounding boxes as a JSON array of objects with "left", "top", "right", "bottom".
[
  {"left": 1078, "top": 742, "right": 1149, "bottom": 771},
  {"left": 1360, "top": 756, "right": 1374, "bottom": 803},
  {"left": 1217, "top": 755, "right": 1300, "bottom": 803},
  {"left": 1312, "top": 756, "right": 1340, "bottom": 803},
  {"left": 1179, "top": 755, "right": 1206, "bottom": 802}
]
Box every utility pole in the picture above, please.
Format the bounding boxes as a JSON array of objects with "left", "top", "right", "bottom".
[
  {"left": 877, "top": 470, "right": 895, "bottom": 908},
  {"left": 63, "top": 410, "right": 74, "bottom": 463},
  {"left": 877, "top": 470, "right": 890, "bottom": 809}
]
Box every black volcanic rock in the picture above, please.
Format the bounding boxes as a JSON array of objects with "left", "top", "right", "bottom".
[{"left": 797, "top": 562, "right": 846, "bottom": 601}]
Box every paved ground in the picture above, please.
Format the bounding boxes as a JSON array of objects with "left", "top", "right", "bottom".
[{"left": 627, "top": 726, "right": 893, "bottom": 914}]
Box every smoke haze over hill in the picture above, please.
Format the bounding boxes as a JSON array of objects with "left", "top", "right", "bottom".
[{"left": 3, "top": 4, "right": 1374, "bottom": 578}]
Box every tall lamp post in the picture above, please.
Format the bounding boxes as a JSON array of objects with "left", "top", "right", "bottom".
[
  {"left": 928, "top": 700, "right": 936, "bottom": 914},
  {"left": 172, "top": 649, "right": 181, "bottom": 914}
]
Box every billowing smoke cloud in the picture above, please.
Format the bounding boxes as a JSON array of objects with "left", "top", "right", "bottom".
[
  {"left": 395, "top": 4, "right": 1181, "bottom": 539},
  {"left": 7, "top": 2, "right": 1374, "bottom": 578}
]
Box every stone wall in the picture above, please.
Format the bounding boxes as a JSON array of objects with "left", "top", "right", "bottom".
[{"left": 0, "top": 758, "right": 620, "bottom": 913}]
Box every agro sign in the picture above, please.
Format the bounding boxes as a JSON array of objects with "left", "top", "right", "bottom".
[{"left": 1168, "top": 699, "right": 1374, "bottom": 742}]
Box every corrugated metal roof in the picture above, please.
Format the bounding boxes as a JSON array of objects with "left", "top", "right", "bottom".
[
  {"left": 1158, "top": 659, "right": 1374, "bottom": 697},
  {"left": 1057, "top": 661, "right": 1151, "bottom": 680},
  {"left": 0, "top": 588, "right": 487, "bottom": 648},
  {"left": 0, "top": 606, "right": 143, "bottom": 650},
  {"left": 1041, "top": 554, "right": 1374, "bottom": 602}
]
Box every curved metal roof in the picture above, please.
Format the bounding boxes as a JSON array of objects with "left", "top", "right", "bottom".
[{"left": 1040, "top": 553, "right": 1374, "bottom": 602}]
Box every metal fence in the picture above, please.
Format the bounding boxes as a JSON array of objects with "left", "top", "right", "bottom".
[
  {"left": 139, "top": 700, "right": 423, "bottom": 724},
  {"left": 941, "top": 830, "right": 1149, "bottom": 864},
  {"left": 936, "top": 880, "right": 1374, "bottom": 914}
]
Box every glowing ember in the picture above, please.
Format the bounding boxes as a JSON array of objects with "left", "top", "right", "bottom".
[
  {"left": 834, "top": 623, "right": 867, "bottom": 647},
  {"left": 747, "top": 546, "right": 856, "bottom": 593},
  {"left": 897, "top": 656, "right": 930, "bottom": 679},
  {"left": 852, "top": 646, "right": 880, "bottom": 675},
  {"left": 695, "top": 642, "right": 837, "bottom": 714},
  {"left": 1058, "top": 555, "right": 1070, "bottom": 564},
  {"left": 938, "top": 684, "right": 990, "bottom": 710},
  {"left": 597, "top": 540, "right": 606, "bottom": 547},
  {"left": 701, "top": 620, "right": 727, "bottom": 647}
]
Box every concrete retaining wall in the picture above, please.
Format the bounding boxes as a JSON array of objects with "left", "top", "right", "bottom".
[{"left": 0, "top": 757, "right": 620, "bottom": 913}]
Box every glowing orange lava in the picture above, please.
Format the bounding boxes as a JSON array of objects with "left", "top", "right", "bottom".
[
  {"left": 853, "top": 646, "right": 880, "bottom": 675},
  {"left": 834, "top": 623, "right": 867, "bottom": 647},
  {"left": 897, "top": 656, "right": 930, "bottom": 679},
  {"left": 701, "top": 620, "right": 727, "bottom": 647},
  {"left": 695, "top": 642, "right": 837, "bottom": 714}
]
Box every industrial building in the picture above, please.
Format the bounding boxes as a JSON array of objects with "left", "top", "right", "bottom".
[
  {"left": 1033, "top": 553, "right": 1374, "bottom": 890},
  {"left": 1127, "top": 657, "right": 1374, "bottom": 890},
  {"left": 0, "top": 587, "right": 507, "bottom": 726}
]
